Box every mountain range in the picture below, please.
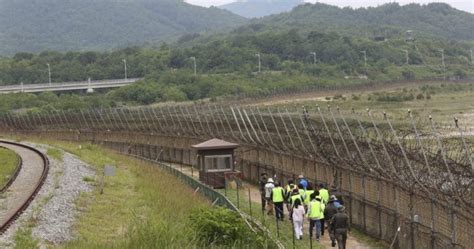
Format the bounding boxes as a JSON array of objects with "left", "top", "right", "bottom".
[
  {"left": 253, "top": 3, "right": 474, "bottom": 41},
  {"left": 219, "top": 0, "right": 304, "bottom": 18},
  {"left": 0, "top": 0, "right": 246, "bottom": 55},
  {"left": 0, "top": 1, "right": 473, "bottom": 56}
]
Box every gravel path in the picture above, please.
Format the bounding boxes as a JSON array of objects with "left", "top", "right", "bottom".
[{"left": 0, "top": 143, "right": 95, "bottom": 247}]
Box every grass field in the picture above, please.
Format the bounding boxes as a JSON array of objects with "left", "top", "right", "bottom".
[
  {"left": 269, "top": 82, "right": 474, "bottom": 126},
  {"left": 9, "top": 139, "right": 270, "bottom": 248},
  {"left": 0, "top": 147, "right": 19, "bottom": 189},
  {"left": 12, "top": 140, "right": 214, "bottom": 248}
]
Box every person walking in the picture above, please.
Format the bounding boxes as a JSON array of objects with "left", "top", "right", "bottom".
[
  {"left": 329, "top": 206, "right": 350, "bottom": 249},
  {"left": 304, "top": 183, "right": 315, "bottom": 211},
  {"left": 271, "top": 182, "right": 285, "bottom": 221},
  {"left": 307, "top": 192, "right": 324, "bottom": 241},
  {"left": 292, "top": 198, "right": 305, "bottom": 240},
  {"left": 288, "top": 188, "right": 303, "bottom": 221},
  {"left": 264, "top": 178, "right": 275, "bottom": 215},
  {"left": 318, "top": 183, "right": 329, "bottom": 236},
  {"left": 298, "top": 183, "right": 306, "bottom": 201},
  {"left": 285, "top": 179, "right": 296, "bottom": 212},
  {"left": 318, "top": 183, "right": 330, "bottom": 204},
  {"left": 324, "top": 196, "right": 339, "bottom": 246},
  {"left": 297, "top": 174, "right": 308, "bottom": 190},
  {"left": 330, "top": 195, "right": 342, "bottom": 208},
  {"left": 259, "top": 173, "right": 268, "bottom": 212}
]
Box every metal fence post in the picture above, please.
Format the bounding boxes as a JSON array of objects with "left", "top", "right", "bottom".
[
  {"left": 450, "top": 202, "right": 457, "bottom": 249},
  {"left": 248, "top": 188, "right": 252, "bottom": 217},
  {"left": 237, "top": 181, "right": 240, "bottom": 209},
  {"left": 409, "top": 192, "right": 416, "bottom": 249}
]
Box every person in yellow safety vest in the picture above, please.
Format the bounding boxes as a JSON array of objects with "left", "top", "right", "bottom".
[
  {"left": 318, "top": 183, "right": 330, "bottom": 236},
  {"left": 307, "top": 193, "right": 325, "bottom": 241},
  {"left": 298, "top": 183, "right": 306, "bottom": 201},
  {"left": 318, "top": 183, "right": 330, "bottom": 204},
  {"left": 290, "top": 188, "right": 304, "bottom": 208},
  {"left": 304, "top": 183, "right": 316, "bottom": 209},
  {"left": 284, "top": 179, "right": 296, "bottom": 208},
  {"left": 289, "top": 188, "right": 303, "bottom": 221},
  {"left": 271, "top": 182, "right": 285, "bottom": 221}
]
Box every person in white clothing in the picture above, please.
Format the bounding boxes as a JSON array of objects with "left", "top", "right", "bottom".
[
  {"left": 264, "top": 178, "right": 275, "bottom": 215},
  {"left": 292, "top": 198, "right": 305, "bottom": 240}
]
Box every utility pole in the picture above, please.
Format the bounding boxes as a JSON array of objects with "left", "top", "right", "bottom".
[
  {"left": 256, "top": 53, "right": 261, "bottom": 73},
  {"left": 46, "top": 63, "right": 51, "bottom": 85},
  {"left": 310, "top": 52, "right": 317, "bottom": 64},
  {"left": 360, "top": 50, "right": 367, "bottom": 73},
  {"left": 439, "top": 49, "right": 446, "bottom": 79},
  {"left": 122, "top": 59, "right": 128, "bottom": 80},
  {"left": 402, "top": 49, "right": 409, "bottom": 65},
  {"left": 470, "top": 49, "right": 473, "bottom": 67},
  {"left": 190, "top": 57, "right": 197, "bottom": 75}
]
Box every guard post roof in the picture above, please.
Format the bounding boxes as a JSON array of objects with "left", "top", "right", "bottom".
[{"left": 191, "top": 138, "right": 239, "bottom": 151}]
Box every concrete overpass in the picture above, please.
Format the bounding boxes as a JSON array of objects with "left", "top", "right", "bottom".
[{"left": 0, "top": 78, "right": 141, "bottom": 94}]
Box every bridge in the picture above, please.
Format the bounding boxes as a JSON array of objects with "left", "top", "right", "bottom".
[{"left": 0, "top": 78, "right": 141, "bottom": 94}]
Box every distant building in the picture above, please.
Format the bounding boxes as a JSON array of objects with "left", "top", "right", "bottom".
[{"left": 406, "top": 30, "right": 415, "bottom": 42}]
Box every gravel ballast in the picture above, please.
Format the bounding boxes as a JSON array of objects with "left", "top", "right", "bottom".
[{"left": 0, "top": 143, "right": 95, "bottom": 247}]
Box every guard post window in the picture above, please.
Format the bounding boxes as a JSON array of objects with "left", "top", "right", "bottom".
[{"left": 204, "top": 155, "right": 232, "bottom": 171}]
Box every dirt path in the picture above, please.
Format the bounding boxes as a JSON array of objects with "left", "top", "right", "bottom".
[
  {"left": 239, "top": 181, "right": 370, "bottom": 248},
  {"left": 165, "top": 163, "right": 373, "bottom": 248}
]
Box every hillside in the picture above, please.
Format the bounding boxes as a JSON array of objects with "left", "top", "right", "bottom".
[
  {"left": 0, "top": 0, "right": 247, "bottom": 56},
  {"left": 252, "top": 2, "right": 474, "bottom": 41},
  {"left": 219, "top": 0, "right": 304, "bottom": 18}
]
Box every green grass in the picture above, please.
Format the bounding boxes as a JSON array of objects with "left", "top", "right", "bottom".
[
  {"left": 0, "top": 147, "right": 19, "bottom": 188},
  {"left": 14, "top": 226, "right": 38, "bottom": 249},
  {"left": 8, "top": 139, "right": 266, "bottom": 248},
  {"left": 350, "top": 228, "right": 388, "bottom": 248},
  {"left": 5, "top": 139, "right": 214, "bottom": 248},
  {"left": 269, "top": 81, "right": 474, "bottom": 136},
  {"left": 41, "top": 141, "right": 212, "bottom": 248},
  {"left": 46, "top": 148, "right": 64, "bottom": 161}
]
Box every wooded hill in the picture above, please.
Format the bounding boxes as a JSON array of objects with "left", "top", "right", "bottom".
[
  {"left": 251, "top": 2, "right": 474, "bottom": 41},
  {"left": 0, "top": 0, "right": 246, "bottom": 55},
  {"left": 219, "top": 0, "right": 304, "bottom": 18},
  {"left": 1, "top": 1, "right": 473, "bottom": 56}
]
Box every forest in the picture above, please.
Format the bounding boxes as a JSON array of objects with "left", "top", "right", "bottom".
[{"left": 0, "top": 2, "right": 472, "bottom": 113}]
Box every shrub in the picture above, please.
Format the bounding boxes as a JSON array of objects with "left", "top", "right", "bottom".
[
  {"left": 375, "top": 92, "right": 414, "bottom": 102},
  {"left": 190, "top": 207, "right": 262, "bottom": 247},
  {"left": 416, "top": 93, "right": 425, "bottom": 100}
]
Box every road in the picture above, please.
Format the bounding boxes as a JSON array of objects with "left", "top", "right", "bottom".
[{"left": 0, "top": 78, "right": 141, "bottom": 94}]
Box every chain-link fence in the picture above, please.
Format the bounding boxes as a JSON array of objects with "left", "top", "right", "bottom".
[{"left": 0, "top": 101, "right": 472, "bottom": 249}]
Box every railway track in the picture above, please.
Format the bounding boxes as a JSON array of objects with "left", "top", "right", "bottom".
[{"left": 0, "top": 140, "right": 49, "bottom": 234}]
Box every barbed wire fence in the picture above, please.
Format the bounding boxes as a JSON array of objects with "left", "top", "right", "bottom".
[{"left": 0, "top": 103, "right": 472, "bottom": 248}]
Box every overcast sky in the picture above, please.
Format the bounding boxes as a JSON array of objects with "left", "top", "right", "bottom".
[{"left": 185, "top": 0, "right": 474, "bottom": 13}]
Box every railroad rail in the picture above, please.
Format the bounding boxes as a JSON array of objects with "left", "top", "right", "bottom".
[{"left": 0, "top": 140, "right": 49, "bottom": 234}]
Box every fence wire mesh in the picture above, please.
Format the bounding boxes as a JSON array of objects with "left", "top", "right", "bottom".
[{"left": 0, "top": 104, "right": 472, "bottom": 249}]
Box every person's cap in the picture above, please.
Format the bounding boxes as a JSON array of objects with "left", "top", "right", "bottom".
[
  {"left": 298, "top": 174, "right": 304, "bottom": 178},
  {"left": 330, "top": 195, "right": 337, "bottom": 201},
  {"left": 267, "top": 178, "right": 274, "bottom": 183},
  {"left": 338, "top": 206, "right": 346, "bottom": 212}
]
